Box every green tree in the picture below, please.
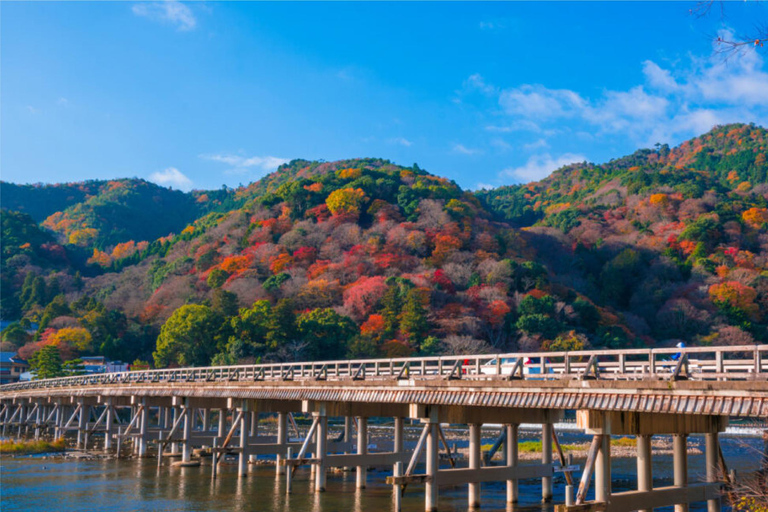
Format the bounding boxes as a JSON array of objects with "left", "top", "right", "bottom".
[
  {"left": 1, "top": 322, "right": 29, "bottom": 347},
  {"left": 153, "top": 305, "right": 226, "bottom": 367},
  {"left": 62, "top": 358, "right": 86, "bottom": 376},
  {"left": 29, "top": 345, "right": 63, "bottom": 379},
  {"left": 211, "top": 289, "right": 239, "bottom": 317},
  {"left": 297, "top": 308, "right": 356, "bottom": 360},
  {"left": 515, "top": 314, "right": 560, "bottom": 338},
  {"left": 206, "top": 268, "right": 229, "bottom": 288},
  {"left": 400, "top": 288, "right": 429, "bottom": 344},
  {"left": 37, "top": 295, "right": 71, "bottom": 333},
  {"left": 600, "top": 249, "right": 644, "bottom": 308},
  {"left": 231, "top": 300, "right": 273, "bottom": 351},
  {"left": 265, "top": 299, "right": 297, "bottom": 350},
  {"left": 20, "top": 273, "right": 46, "bottom": 311}
]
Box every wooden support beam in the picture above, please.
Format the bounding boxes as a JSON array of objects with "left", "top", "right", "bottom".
[
  {"left": 608, "top": 483, "right": 721, "bottom": 512},
  {"left": 575, "top": 435, "right": 602, "bottom": 505}
]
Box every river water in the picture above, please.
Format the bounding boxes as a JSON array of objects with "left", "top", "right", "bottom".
[{"left": 2, "top": 425, "right": 764, "bottom": 512}]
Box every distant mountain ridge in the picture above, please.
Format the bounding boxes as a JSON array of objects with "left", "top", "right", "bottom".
[{"left": 1, "top": 123, "right": 766, "bottom": 369}]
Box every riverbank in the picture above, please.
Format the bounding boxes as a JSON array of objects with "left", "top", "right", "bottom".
[
  {"left": 455, "top": 436, "right": 703, "bottom": 462},
  {"left": 0, "top": 437, "right": 66, "bottom": 455}
]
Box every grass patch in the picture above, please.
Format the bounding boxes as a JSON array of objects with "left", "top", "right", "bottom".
[
  {"left": 611, "top": 437, "right": 636, "bottom": 447},
  {"left": 0, "top": 437, "right": 66, "bottom": 454},
  {"left": 482, "top": 441, "right": 580, "bottom": 454}
]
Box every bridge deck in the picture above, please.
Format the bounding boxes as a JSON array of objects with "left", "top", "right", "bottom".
[{"left": 2, "top": 345, "right": 767, "bottom": 417}]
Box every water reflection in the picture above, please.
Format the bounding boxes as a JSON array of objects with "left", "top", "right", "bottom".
[{"left": 1, "top": 432, "right": 762, "bottom": 512}]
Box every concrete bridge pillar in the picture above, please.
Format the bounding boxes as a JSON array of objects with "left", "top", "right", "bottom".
[
  {"left": 673, "top": 434, "right": 688, "bottom": 512},
  {"left": 34, "top": 403, "right": 42, "bottom": 440},
  {"left": 17, "top": 402, "right": 26, "bottom": 438},
  {"left": 394, "top": 416, "right": 404, "bottom": 454},
  {"left": 705, "top": 431, "right": 721, "bottom": 512},
  {"left": 468, "top": 423, "right": 482, "bottom": 509},
  {"left": 594, "top": 416, "right": 612, "bottom": 503},
  {"left": 276, "top": 411, "right": 287, "bottom": 476},
  {"left": 201, "top": 408, "right": 210, "bottom": 433},
  {"left": 182, "top": 399, "right": 193, "bottom": 463},
  {"left": 104, "top": 399, "right": 114, "bottom": 452},
  {"left": 138, "top": 398, "right": 149, "bottom": 457},
  {"left": 238, "top": 401, "right": 249, "bottom": 477},
  {"left": 356, "top": 416, "right": 368, "bottom": 489},
  {"left": 54, "top": 401, "right": 62, "bottom": 439},
  {"left": 171, "top": 407, "right": 180, "bottom": 454},
  {"left": 77, "top": 399, "right": 88, "bottom": 448},
  {"left": 425, "top": 418, "right": 439, "bottom": 512},
  {"left": 637, "top": 434, "right": 653, "bottom": 512},
  {"left": 218, "top": 408, "right": 226, "bottom": 436},
  {"left": 506, "top": 423, "right": 519, "bottom": 504},
  {"left": 314, "top": 406, "right": 328, "bottom": 492},
  {"left": 542, "top": 421, "right": 553, "bottom": 502}
]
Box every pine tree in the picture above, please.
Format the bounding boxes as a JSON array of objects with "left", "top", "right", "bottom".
[
  {"left": 29, "top": 345, "right": 63, "bottom": 379},
  {"left": 399, "top": 288, "right": 429, "bottom": 345},
  {"left": 265, "top": 299, "right": 297, "bottom": 350}
]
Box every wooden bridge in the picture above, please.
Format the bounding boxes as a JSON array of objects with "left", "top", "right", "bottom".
[{"left": 2, "top": 345, "right": 767, "bottom": 512}]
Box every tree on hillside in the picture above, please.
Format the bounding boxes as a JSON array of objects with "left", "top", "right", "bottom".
[
  {"left": 297, "top": 308, "right": 356, "bottom": 361},
  {"left": 153, "top": 305, "right": 225, "bottom": 367},
  {"left": 29, "top": 345, "right": 63, "bottom": 380}
]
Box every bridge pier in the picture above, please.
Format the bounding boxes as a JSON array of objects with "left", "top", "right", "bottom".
[
  {"left": 276, "top": 411, "right": 287, "bottom": 476},
  {"left": 77, "top": 399, "right": 88, "bottom": 449},
  {"left": 425, "top": 416, "right": 439, "bottom": 512},
  {"left": 468, "top": 423, "right": 481, "bottom": 509},
  {"left": 182, "top": 399, "right": 193, "bottom": 462},
  {"left": 506, "top": 423, "right": 519, "bottom": 504},
  {"left": 569, "top": 411, "right": 728, "bottom": 512},
  {"left": 104, "top": 399, "right": 114, "bottom": 452},
  {"left": 637, "top": 434, "right": 653, "bottom": 512},
  {"left": 356, "top": 416, "right": 368, "bottom": 489},
  {"left": 137, "top": 398, "right": 149, "bottom": 457},
  {"left": 542, "top": 420, "right": 554, "bottom": 502},
  {"left": 238, "top": 400, "right": 249, "bottom": 477},
  {"left": 673, "top": 434, "right": 688, "bottom": 512},
  {"left": 314, "top": 406, "right": 328, "bottom": 491},
  {"left": 705, "top": 431, "right": 721, "bottom": 512}
]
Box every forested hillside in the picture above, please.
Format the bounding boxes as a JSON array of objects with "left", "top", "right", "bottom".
[{"left": 2, "top": 124, "right": 766, "bottom": 370}]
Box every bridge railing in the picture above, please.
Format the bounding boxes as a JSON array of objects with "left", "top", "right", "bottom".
[{"left": 1, "top": 344, "right": 766, "bottom": 392}]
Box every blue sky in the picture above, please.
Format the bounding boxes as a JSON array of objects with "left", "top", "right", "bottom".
[{"left": 2, "top": 2, "right": 768, "bottom": 192}]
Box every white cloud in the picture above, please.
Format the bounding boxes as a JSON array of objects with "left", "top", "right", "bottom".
[
  {"left": 389, "top": 137, "right": 413, "bottom": 147},
  {"left": 57, "top": 97, "right": 69, "bottom": 106},
  {"left": 464, "top": 73, "right": 497, "bottom": 96},
  {"left": 201, "top": 153, "right": 289, "bottom": 177},
  {"left": 643, "top": 60, "right": 678, "bottom": 92},
  {"left": 452, "top": 143, "right": 481, "bottom": 155},
  {"left": 149, "top": 167, "right": 193, "bottom": 190},
  {"left": 499, "top": 84, "right": 586, "bottom": 119},
  {"left": 465, "top": 42, "right": 768, "bottom": 150},
  {"left": 523, "top": 138, "right": 549, "bottom": 151},
  {"left": 132, "top": 1, "right": 196, "bottom": 31},
  {"left": 25, "top": 106, "right": 39, "bottom": 114},
  {"left": 501, "top": 153, "right": 586, "bottom": 182}
]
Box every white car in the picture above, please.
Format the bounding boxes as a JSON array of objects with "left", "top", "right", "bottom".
[{"left": 480, "top": 357, "right": 555, "bottom": 377}]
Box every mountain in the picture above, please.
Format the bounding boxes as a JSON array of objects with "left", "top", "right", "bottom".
[{"left": 1, "top": 124, "right": 766, "bottom": 369}]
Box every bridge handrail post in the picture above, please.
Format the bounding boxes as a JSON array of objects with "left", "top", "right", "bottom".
[{"left": 649, "top": 349, "right": 655, "bottom": 376}]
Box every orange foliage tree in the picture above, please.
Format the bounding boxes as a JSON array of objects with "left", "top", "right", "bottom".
[
  {"left": 326, "top": 188, "right": 367, "bottom": 216},
  {"left": 708, "top": 281, "right": 760, "bottom": 320},
  {"left": 742, "top": 207, "right": 768, "bottom": 228}
]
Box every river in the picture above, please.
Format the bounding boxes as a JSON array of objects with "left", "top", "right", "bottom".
[{"left": 2, "top": 425, "right": 764, "bottom": 512}]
